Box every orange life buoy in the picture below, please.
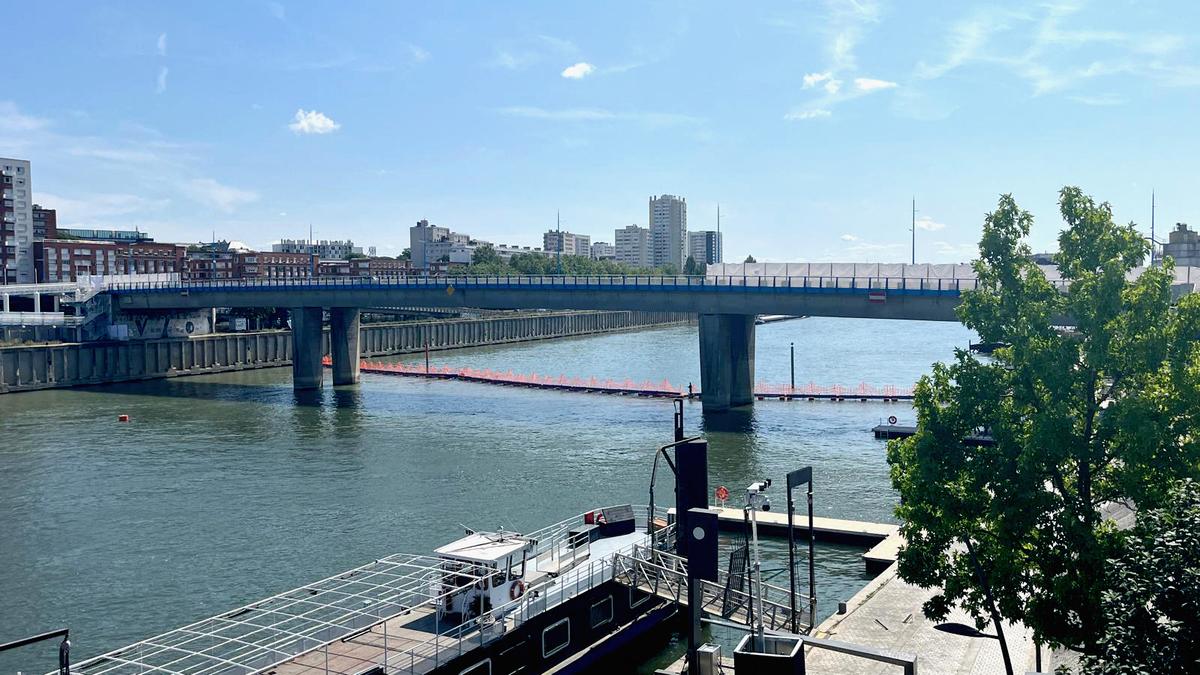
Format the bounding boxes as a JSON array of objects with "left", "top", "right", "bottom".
[{"left": 509, "top": 579, "right": 525, "bottom": 601}]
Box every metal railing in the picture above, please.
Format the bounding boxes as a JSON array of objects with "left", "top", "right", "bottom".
[
  {"left": 613, "top": 543, "right": 815, "bottom": 633},
  {"left": 0, "top": 311, "right": 83, "bottom": 326},
  {"left": 106, "top": 274, "right": 994, "bottom": 296}
]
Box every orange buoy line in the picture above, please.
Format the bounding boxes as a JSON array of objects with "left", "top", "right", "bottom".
[{"left": 325, "top": 358, "right": 914, "bottom": 402}]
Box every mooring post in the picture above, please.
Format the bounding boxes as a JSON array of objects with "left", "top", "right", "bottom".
[{"left": 685, "top": 507, "right": 719, "bottom": 675}]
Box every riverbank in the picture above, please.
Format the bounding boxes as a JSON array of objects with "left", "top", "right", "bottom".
[{"left": 0, "top": 310, "right": 691, "bottom": 394}]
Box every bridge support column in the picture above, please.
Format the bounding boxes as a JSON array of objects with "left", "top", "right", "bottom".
[
  {"left": 698, "top": 313, "right": 756, "bottom": 411},
  {"left": 291, "top": 307, "right": 324, "bottom": 390},
  {"left": 330, "top": 308, "right": 361, "bottom": 386}
]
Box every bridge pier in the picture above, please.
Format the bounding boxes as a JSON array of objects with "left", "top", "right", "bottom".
[
  {"left": 291, "top": 307, "right": 324, "bottom": 390},
  {"left": 698, "top": 313, "right": 756, "bottom": 411},
  {"left": 329, "top": 308, "right": 361, "bottom": 386}
]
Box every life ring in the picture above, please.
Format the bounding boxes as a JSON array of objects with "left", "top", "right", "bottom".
[
  {"left": 509, "top": 579, "right": 525, "bottom": 601},
  {"left": 596, "top": 512, "right": 607, "bottom": 525},
  {"left": 888, "top": 415, "right": 898, "bottom": 425}
]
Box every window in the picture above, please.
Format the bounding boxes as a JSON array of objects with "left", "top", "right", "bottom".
[
  {"left": 630, "top": 586, "right": 650, "bottom": 609},
  {"left": 541, "top": 618, "right": 570, "bottom": 658},
  {"left": 458, "top": 659, "right": 490, "bottom": 675},
  {"left": 589, "top": 596, "right": 613, "bottom": 629}
]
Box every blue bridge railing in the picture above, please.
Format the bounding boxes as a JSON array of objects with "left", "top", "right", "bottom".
[{"left": 108, "top": 274, "right": 985, "bottom": 297}]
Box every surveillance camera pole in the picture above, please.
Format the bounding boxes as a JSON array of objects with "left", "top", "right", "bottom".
[{"left": 746, "top": 484, "right": 768, "bottom": 651}]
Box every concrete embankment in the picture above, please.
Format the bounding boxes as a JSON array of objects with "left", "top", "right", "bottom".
[{"left": 0, "top": 310, "right": 691, "bottom": 394}]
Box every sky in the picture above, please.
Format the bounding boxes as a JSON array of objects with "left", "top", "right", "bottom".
[{"left": 1, "top": 0, "right": 1198, "bottom": 262}]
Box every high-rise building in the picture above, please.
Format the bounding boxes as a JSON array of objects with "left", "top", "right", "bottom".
[
  {"left": 590, "top": 241, "right": 615, "bottom": 260},
  {"left": 649, "top": 194, "right": 687, "bottom": 270},
  {"left": 1163, "top": 223, "right": 1200, "bottom": 267},
  {"left": 688, "top": 230, "right": 723, "bottom": 265},
  {"left": 410, "top": 219, "right": 450, "bottom": 269},
  {"left": 543, "top": 230, "right": 591, "bottom": 257},
  {"left": 32, "top": 205, "right": 56, "bottom": 241},
  {"left": 614, "top": 224, "right": 650, "bottom": 268},
  {"left": 1, "top": 158, "right": 34, "bottom": 282}
]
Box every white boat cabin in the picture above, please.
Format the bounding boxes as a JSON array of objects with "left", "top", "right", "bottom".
[{"left": 435, "top": 531, "right": 535, "bottom": 620}]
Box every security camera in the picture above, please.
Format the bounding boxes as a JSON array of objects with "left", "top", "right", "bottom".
[{"left": 746, "top": 479, "right": 772, "bottom": 511}]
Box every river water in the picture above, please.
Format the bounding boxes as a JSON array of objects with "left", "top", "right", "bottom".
[{"left": 0, "top": 317, "right": 972, "bottom": 673}]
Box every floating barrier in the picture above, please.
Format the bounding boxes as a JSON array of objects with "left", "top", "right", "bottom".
[{"left": 322, "top": 356, "right": 914, "bottom": 402}]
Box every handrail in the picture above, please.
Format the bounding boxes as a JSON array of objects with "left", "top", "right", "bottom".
[{"left": 102, "top": 274, "right": 1013, "bottom": 296}]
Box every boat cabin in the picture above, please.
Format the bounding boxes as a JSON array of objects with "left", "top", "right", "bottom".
[{"left": 435, "top": 531, "right": 535, "bottom": 620}]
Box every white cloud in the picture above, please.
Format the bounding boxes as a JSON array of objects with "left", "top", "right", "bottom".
[
  {"left": 407, "top": 44, "right": 430, "bottom": 62},
  {"left": 0, "top": 101, "right": 49, "bottom": 132},
  {"left": 803, "top": 72, "right": 832, "bottom": 88},
  {"left": 183, "top": 178, "right": 259, "bottom": 212},
  {"left": 498, "top": 106, "right": 701, "bottom": 126},
  {"left": 37, "top": 192, "right": 169, "bottom": 219},
  {"left": 825, "top": 79, "right": 843, "bottom": 94},
  {"left": 840, "top": 233, "right": 860, "bottom": 241},
  {"left": 915, "top": 216, "right": 947, "bottom": 231},
  {"left": 1069, "top": 93, "right": 1124, "bottom": 106},
  {"left": 855, "top": 77, "right": 898, "bottom": 91},
  {"left": 288, "top": 109, "right": 341, "bottom": 134},
  {"left": 561, "top": 62, "right": 596, "bottom": 79},
  {"left": 784, "top": 108, "right": 832, "bottom": 121},
  {"left": 157, "top": 33, "right": 167, "bottom": 57},
  {"left": 156, "top": 66, "right": 169, "bottom": 94}
]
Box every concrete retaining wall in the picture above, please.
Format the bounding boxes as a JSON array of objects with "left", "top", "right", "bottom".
[{"left": 0, "top": 310, "right": 691, "bottom": 394}]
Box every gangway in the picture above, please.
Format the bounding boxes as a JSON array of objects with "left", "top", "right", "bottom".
[{"left": 612, "top": 543, "right": 814, "bottom": 635}]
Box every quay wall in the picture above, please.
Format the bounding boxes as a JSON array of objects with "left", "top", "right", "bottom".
[{"left": 0, "top": 310, "right": 692, "bottom": 394}]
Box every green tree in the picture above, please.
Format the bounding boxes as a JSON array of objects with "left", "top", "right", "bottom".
[
  {"left": 398, "top": 248, "right": 411, "bottom": 261},
  {"left": 471, "top": 244, "right": 501, "bottom": 266},
  {"left": 1082, "top": 479, "right": 1200, "bottom": 674},
  {"left": 683, "top": 255, "right": 700, "bottom": 276},
  {"left": 744, "top": 255, "right": 756, "bottom": 263},
  {"left": 887, "top": 188, "right": 1200, "bottom": 658}
]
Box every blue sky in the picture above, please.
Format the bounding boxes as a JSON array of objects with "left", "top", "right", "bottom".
[{"left": 2, "top": 0, "right": 1198, "bottom": 262}]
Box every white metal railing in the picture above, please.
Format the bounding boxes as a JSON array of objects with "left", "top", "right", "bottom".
[{"left": 0, "top": 311, "right": 83, "bottom": 326}]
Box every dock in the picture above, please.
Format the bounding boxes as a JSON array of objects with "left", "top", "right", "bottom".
[
  {"left": 670, "top": 506, "right": 905, "bottom": 573},
  {"left": 872, "top": 424, "right": 996, "bottom": 446}
]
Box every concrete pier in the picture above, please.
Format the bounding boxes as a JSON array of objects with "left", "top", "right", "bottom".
[
  {"left": 329, "top": 308, "right": 361, "bottom": 386},
  {"left": 290, "top": 307, "right": 324, "bottom": 390},
  {"left": 698, "top": 313, "right": 755, "bottom": 411}
]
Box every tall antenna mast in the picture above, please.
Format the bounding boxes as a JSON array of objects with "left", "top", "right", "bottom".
[{"left": 911, "top": 198, "right": 917, "bottom": 265}]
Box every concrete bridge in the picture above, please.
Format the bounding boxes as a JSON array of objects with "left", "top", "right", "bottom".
[{"left": 104, "top": 263, "right": 1196, "bottom": 410}]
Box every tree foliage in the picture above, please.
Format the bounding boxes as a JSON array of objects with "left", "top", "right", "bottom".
[
  {"left": 744, "top": 254, "right": 756, "bottom": 263},
  {"left": 1081, "top": 479, "right": 1200, "bottom": 674},
  {"left": 887, "top": 188, "right": 1200, "bottom": 653}
]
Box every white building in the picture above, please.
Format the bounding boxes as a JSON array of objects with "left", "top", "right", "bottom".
[
  {"left": 543, "top": 230, "right": 591, "bottom": 257},
  {"left": 273, "top": 239, "right": 363, "bottom": 259},
  {"left": 615, "top": 224, "right": 651, "bottom": 268},
  {"left": 649, "top": 194, "right": 687, "bottom": 270},
  {"left": 688, "top": 230, "right": 723, "bottom": 265},
  {"left": 410, "top": 219, "right": 451, "bottom": 269},
  {"left": 590, "top": 241, "right": 615, "bottom": 260},
  {"left": 1, "top": 158, "right": 34, "bottom": 283},
  {"left": 1163, "top": 223, "right": 1200, "bottom": 267}
]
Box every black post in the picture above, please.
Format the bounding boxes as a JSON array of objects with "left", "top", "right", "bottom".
[
  {"left": 787, "top": 482, "right": 798, "bottom": 633},
  {"left": 685, "top": 508, "right": 719, "bottom": 675},
  {"left": 786, "top": 467, "right": 814, "bottom": 634},
  {"left": 790, "top": 341, "right": 795, "bottom": 392}
]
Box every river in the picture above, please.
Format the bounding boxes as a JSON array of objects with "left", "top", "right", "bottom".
[{"left": 0, "top": 317, "right": 973, "bottom": 673}]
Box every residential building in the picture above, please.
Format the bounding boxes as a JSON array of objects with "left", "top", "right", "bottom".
[
  {"left": 688, "top": 230, "right": 723, "bottom": 265},
  {"left": 1163, "top": 223, "right": 1200, "bottom": 267},
  {"left": 351, "top": 257, "right": 413, "bottom": 277},
  {"left": 410, "top": 219, "right": 451, "bottom": 269},
  {"left": 614, "top": 224, "right": 651, "bottom": 268},
  {"left": 649, "top": 194, "right": 687, "bottom": 269},
  {"left": 116, "top": 242, "right": 186, "bottom": 276},
  {"left": 273, "top": 239, "right": 363, "bottom": 259},
  {"left": 543, "top": 230, "right": 591, "bottom": 257},
  {"left": 1, "top": 158, "right": 34, "bottom": 282},
  {"left": 55, "top": 228, "right": 152, "bottom": 243},
  {"left": 32, "top": 205, "right": 56, "bottom": 241},
  {"left": 35, "top": 239, "right": 119, "bottom": 282},
  {"left": 238, "top": 251, "right": 316, "bottom": 279},
  {"left": 590, "top": 241, "right": 616, "bottom": 260}
]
